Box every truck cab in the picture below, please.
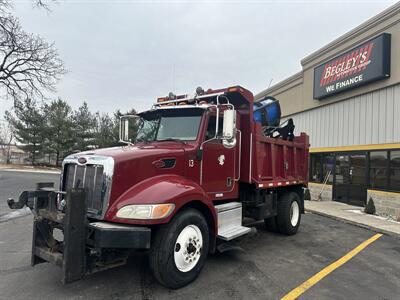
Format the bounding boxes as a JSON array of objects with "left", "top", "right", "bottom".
[{"left": 7, "top": 86, "right": 309, "bottom": 289}]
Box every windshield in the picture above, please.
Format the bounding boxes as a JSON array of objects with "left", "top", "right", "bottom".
[{"left": 136, "top": 109, "right": 203, "bottom": 142}]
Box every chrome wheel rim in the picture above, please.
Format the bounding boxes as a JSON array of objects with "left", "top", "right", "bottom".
[
  {"left": 290, "top": 201, "right": 300, "bottom": 227},
  {"left": 174, "top": 225, "right": 203, "bottom": 272}
]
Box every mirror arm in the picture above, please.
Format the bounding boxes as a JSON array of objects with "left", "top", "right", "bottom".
[{"left": 196, "top": 148, "right": 203, "bottom": 161}]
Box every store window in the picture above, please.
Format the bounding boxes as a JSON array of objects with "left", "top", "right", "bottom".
[
  {"left": 309, "top": 153, "right": 335, "bottom": 183},
  {"left": 369, "top": 151, "right": 388, "bottom": 190},
  {"left": 390, "top": 150, "right": 400, "bottom": 192},
  {"left": 309, "top": 149, "right": 400, "bottom": 193},
  {"left": 310, "top": 154, "right": 322, "bottom": 183}
]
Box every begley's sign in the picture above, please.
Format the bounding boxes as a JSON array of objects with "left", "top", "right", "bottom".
[{"left": 313, "top": 33, "right": 391, "bottom": 99}]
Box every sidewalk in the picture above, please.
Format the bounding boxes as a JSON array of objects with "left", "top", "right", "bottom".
[{"left": 305, "top": 200, "right": 400, "bottom": 239}]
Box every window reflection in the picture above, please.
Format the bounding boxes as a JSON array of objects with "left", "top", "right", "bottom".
[
  {"left": 310, "top": 154, "right": 322, "bottom": 183},
  {"left": 369, "top": 151, "right": 388, "bottom": 189},
  {"left": 390, "top": 151, "right": 400, "bottom": 191},
  {"left": 309, "top": 153, "right": 336, "bottom": 183}
]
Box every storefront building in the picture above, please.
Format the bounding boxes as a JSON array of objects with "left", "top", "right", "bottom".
[{"left": 255, "top": 3, "right": 400, "bottom": 218}]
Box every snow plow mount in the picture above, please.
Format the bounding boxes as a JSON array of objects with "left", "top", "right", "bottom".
[
  {"left": 7, "top": 183, "right": 152, "bottom": 283},
  {"left": 9, "top": 183, "right": 89, "bottom": 283}
]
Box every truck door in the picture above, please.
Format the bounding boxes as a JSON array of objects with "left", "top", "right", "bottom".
[{"left": 201, "top": 114, "right": 238, "bottom": 197}]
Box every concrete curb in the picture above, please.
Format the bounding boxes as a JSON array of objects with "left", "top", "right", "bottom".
[{"left": 306, "top": 208, "right": 400, "bottom": 240}]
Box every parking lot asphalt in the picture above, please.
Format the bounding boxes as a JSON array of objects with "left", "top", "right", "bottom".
[
  {"left": 0, "top": 170, "right": 59, "bottom": 218},
  {"left": 1, "top": 170, "right": 400, "bottom": 300}
]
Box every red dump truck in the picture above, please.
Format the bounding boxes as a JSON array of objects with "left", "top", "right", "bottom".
[{"left": 7, "top": 86, "right": 309, "bottom": 288}]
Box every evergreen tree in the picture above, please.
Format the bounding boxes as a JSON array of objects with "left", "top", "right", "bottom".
[
  {"left": 365, "top": 197, "right": 376, "bottom": 215},
  {"left": 94, "top": 113, "right": 116, "bottom": 148},
  {"left": 44, "top": 98, "right": 74, "bottom": 166},
  {"left": 72, "top": 102, "right": 96, "bottom": 151},
  {"left": 93, "top": 108, "right": 139, "bottom": 148},
  {"left": 5, "top": 99, "right": 45, "bottom": 165}
]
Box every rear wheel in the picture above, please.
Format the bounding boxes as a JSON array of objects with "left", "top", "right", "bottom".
[
  {"left": 276, "top": 192, "right": 301, "bottom": 235},
  {"left": 149, "top": 208, "right": 209, "bottom": 289}
]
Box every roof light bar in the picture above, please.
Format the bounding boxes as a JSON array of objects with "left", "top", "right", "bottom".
[{"left": 154, "top": 91, "right": 225, "bottom": 107}]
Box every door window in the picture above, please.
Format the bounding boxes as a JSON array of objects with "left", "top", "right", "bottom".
[
  {"left": 350, "top": 154, "right": 366, "bottom": 185},
  {"left": 335, "top": 155, "right": 349, "bottom": 184},
  {"left": 205, "top": 116, "right": 223, "bottom": 140}
]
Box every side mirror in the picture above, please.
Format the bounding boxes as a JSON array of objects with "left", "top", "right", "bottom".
[
  {"left": 119, "top": 115, "right": 138, "bottom": 144},
  {"left": 222, "top": 109, "right": 236, "bottom": 140}
]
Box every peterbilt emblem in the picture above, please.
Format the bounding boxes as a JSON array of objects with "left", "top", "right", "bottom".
[
  {"left": 78, "top": 157, "right": 87, "bottom": 164},
  {"left": 218, "top": 155, "right": 225, "bottom": 166}
]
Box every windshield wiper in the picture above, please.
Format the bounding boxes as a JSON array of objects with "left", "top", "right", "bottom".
[
  {"left": 157, "top": 138, "right": 187, "bottom": 145},
  {"left": 136, "top": 138, "right": 153, "bottom": 144}
]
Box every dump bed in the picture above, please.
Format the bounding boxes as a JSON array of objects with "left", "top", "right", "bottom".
[{"left": 249, "top": 123, "right": 309, "bottom": 188}]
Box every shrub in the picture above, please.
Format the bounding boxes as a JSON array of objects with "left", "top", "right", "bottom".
[
  {"left": 304, "top": 188, "right": 311, "bottom": 200},
  {"left": 364, "top": 197, "right": 376, "bottom": 215}
]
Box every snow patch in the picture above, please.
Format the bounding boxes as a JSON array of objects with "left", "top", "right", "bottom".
[{"left": 0, "top": 207, "right": 31, "bottom": 222}]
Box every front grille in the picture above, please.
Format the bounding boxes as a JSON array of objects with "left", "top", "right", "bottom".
[{"left": 63, "top": 164, "right": 106, "bottom": 214}]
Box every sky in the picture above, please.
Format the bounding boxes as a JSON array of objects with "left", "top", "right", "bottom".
[{"left": 0, "top": 0, "right": 397, "bottom": 119}]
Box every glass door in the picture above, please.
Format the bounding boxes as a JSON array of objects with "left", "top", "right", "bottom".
[
  {"left": 334, "top": 155, "right": 350, "bottom": 203},
  {"left": 348, "top": 154, "right": 367, "bottom": 206},
  {"left": 333, "top": 153, "right": 367, "bottom": 207}
]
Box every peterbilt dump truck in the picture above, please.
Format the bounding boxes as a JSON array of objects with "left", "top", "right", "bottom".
[{"left": 7, "top": 86, "right": 309, "bottom": 289}]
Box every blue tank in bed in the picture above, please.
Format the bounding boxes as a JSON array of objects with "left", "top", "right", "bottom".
[{"left": 253, "top": 96, "right": 281, "bottom": 127}]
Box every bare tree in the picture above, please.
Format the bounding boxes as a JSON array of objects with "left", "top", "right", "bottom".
[
  {"left": 0, "top": 0, "right": 65, "bottom": 101},
  {"left": 34, "top": 0, "right": 57, "bottom": 11},
  {"left": 0, "top": 120, "right": 14, "bottom": 164}
]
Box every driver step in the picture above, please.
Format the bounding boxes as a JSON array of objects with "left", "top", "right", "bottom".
[
  {"left": 218, "top": 225, "right": 251, "bottom": 241},
  {"left": 215, "top": 202, "right": 251, "bottom": 241}
]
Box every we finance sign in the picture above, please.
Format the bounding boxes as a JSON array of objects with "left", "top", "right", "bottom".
[{"left": 313, "top": 33, "right": 391, "bottom": 99}]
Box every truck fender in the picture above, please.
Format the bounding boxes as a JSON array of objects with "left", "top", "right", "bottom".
[{"left": 105, "top": 174, "right": 217, "bottom": 232}]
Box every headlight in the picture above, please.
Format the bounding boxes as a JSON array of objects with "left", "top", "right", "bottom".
[{"left": 116, "top": 204, "right": 175, "bottom": 220}]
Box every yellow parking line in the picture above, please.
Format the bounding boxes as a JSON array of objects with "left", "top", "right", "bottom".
[{"left": 281, "top": 233, "right": 383, "bottom": 300}]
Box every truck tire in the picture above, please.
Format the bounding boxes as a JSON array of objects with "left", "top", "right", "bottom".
[
  {"left": 276, "top": 192, "right": 301, "bottom": 235},
  {"left": 149, "top": 208, "right": 209, "bottom": 289}
]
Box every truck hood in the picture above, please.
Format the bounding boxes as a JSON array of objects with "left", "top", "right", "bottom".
[
  {"left": 72, "top": 143, "right": 186, "bottom": 164},
  {"left": 64, "top": 143, "right": 191, "bottom": 214}
]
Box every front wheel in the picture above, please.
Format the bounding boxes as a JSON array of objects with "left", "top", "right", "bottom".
[{"left": 149, "top": 208, "right": 209, "bottom": 289}]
